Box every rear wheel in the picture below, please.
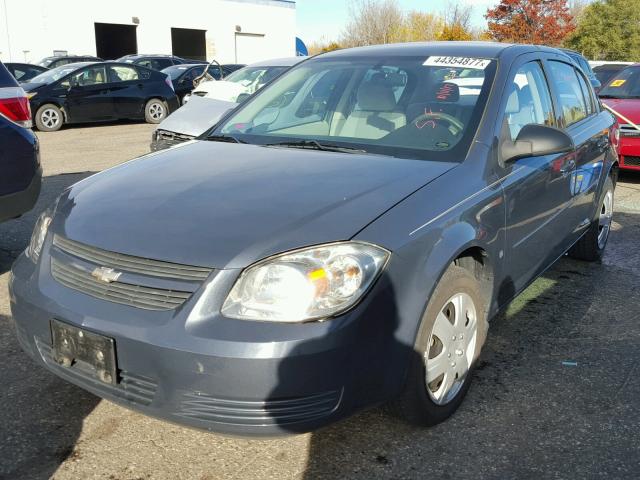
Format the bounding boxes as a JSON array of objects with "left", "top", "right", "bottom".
[
  {"left": 144, "top": 99, "right": 167, "bottom": 124},
  {"left": 390, "top": 265, "right": 488, "bottom": 426},
  {"left": 569, "top": 175, "right": 614, "bottom": 261},
  {"left": 35, "top": 104, "right": 63, "bottom": 131}
]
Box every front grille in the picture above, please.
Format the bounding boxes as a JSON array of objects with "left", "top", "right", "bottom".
[
  {"left": 152, "top": 129, "right": 195, "bottom": 151},
  {"left": 54, "top": 235, "right": 211, "bottom": 281},
  {"left": 51, "top": 258, "right": 192, "bottom": 311},
  {"left": 622, "top": 156, "right": 640, "bottom": 167},
  {"left": 619, "top": 124, "right": 640, "bottom": 137}
]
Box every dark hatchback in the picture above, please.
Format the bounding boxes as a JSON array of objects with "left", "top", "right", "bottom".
[
  {"left": 117, "top": 54, "right": 192, "bottom": 71},
  {"left": 22, "top": 62, "right": 179, "bottom": 131},
  {"left": 10, "top": 43, "right": 617, "bottom": 436},
  {"left": 0, "top": 62, "right": 41, "bottom": 223},
  {"left": 38, "top": 55, "right": 102, "bottom": 69},
  {"left": 4, "top": 63, "right": 49, "bottom": 82}
]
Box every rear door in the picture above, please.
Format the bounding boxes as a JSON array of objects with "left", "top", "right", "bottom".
[
  {"left": 496, "top": 54, "right": 577, "bottom": 292},
  {"left": 545, "top": 59, "right": 611, "bottom": 241},
  {"left": 107, "top": 64, "right": 145, "bottom": 118},
  {"left": 63, "top": 65, "right": 114, "bottom": 121}
]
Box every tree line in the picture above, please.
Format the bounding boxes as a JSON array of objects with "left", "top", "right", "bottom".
[{"left": 309, "top": 0, "right": 640, "bottom": 61}]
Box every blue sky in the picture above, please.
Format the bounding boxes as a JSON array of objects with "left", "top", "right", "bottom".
[{"left": 296, "top": 0, "right": 496, "bottom": 44}]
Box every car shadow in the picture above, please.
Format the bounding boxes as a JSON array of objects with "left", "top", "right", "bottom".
[
  {"left": 0, "top": 171, "right": 101, "bottom": 479},
  {"left": 271, "top": 212, "right": 640, "bottom": 479}
]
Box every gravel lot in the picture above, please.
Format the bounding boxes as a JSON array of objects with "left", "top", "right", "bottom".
[{"left": 1, "top": 122, "right": 639, "bottom": 480}]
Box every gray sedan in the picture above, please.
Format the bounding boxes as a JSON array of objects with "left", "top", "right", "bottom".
[{"left": 10, "top": 42, "right": 618, "bottom": 436}]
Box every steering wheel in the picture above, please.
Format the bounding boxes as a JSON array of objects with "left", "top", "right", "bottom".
[{"left": 413, "top": 111, "right": 464, "bottom": 134}]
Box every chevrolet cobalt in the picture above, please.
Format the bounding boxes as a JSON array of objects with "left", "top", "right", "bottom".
[{"left": 10, "top": 43, "right": 618, "bottom": 436}]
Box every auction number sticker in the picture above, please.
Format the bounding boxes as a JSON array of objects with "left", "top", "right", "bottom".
[
  {"left": 423, "top": 56, "right": 491, "bottom": 69},
  {"left": 610, "top": 79, "right": 626, "bottom": 87}
]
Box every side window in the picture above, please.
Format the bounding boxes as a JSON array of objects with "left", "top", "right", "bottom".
[
  {"left": 575, "top": 70, "right": 594, "bottom": 115},
  {"left": 152, "top": 59, "right": 172, "bottom": 70},
  {"left": 503, "top": 61, "right": 555, "bottom": 141},
  {"left": 108, "top": 65, "right": 139, "bottom": 82},
  {"left": 137, "top": 60, "right": 152, "bottom": 69},
  {"left": 69, "top": 66, "right": 107, "bottom": 87},
  {"left": 12, "top": 67, "right": 26, "bottom": 80},
  {"left": 548, "top": 61, "right": 588, "bottom": 127}
]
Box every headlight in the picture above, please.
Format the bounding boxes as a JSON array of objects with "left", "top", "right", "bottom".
[
  {"left": 222, "top": 242, "right": 389, "bottom": 323},
  {"left": 26, "top": 205, "right": 55, "bottom": 263}
]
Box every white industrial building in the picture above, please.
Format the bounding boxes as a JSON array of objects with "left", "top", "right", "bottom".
[{"left": 0, "top": 0, "right": 296, "bottom": 64}]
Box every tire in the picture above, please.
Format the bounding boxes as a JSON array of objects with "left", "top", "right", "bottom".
[
  {"left": 390, "top": 265, "right": 488, "bottom": 426},
  {"left": 568, "top": 175, "right": 614, "bottom": 262},
  {"left": 35, "top": 104, "right": 63, "bottom": 131},
  {"left": 144, "top": 99, "right": 168, "bottom": 124}
]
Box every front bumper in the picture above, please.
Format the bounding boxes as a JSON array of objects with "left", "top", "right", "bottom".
[
  {"left": 0, "top": 166, "right": 42, "bottom": 222},
  {"left": 617, "top": 135, "right": 640, "bottom": 171},
  {"left": 9, "top": 246, "right": 404, "bottom": 436}
]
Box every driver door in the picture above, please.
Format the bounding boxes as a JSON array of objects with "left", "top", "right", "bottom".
[
  {"left": 63, "top": 65, "right": 113, "bottom": 122},
  {"left": 496, "top": 56, "right": 577, "bottom": 293}
]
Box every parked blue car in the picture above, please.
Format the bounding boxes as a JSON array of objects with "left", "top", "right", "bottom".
[
  {"left": 0, "top": 61, "right": 41, "bottom": 223},
  {"left": 10, "top": 42, "right": 617, "bottom": 436}
]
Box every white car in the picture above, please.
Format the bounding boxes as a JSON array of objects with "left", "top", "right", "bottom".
[
  {"left": 184, "top": 57, "right": 303, "bottom": 103},
  {"left": 151, "top": 57, "right": 304, "bottom": 150}
]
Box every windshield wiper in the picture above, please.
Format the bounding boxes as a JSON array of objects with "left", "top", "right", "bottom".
[
  {"left": 263, "top": 140, "right": 366, "bottom": 154},
  {"left": 207, "top": 134, "right": 247, "bottom": 144}
]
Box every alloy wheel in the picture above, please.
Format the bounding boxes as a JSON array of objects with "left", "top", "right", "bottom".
[
  {"left": 149, "top": 103, "right": 165, "bottom": 121},
  {"left": 424, "top": 292, "right": 478, "bottom": 405},
  {"left": 41, "top": 108, "right": 60, "bottom": 129},
  {"left": 598, "top": 189, "right": 613, "bottom": 249}
]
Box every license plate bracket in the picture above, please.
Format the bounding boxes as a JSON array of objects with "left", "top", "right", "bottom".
[{"left": 50, "top": 319, "right": 117, "bottom": 385}]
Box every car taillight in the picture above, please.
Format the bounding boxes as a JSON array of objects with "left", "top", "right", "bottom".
[
  {"left": 0, "top": 86, "right": 32, "bottom": 128},
  {"left": 164, "top": 75, "right": 174, "bottom": 91}
]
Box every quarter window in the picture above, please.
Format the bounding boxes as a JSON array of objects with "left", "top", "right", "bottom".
[
  {"left": 548, "top": 61, "right": 588, "bottom": 127},
  {"left": 503, "top": 61, "right": 555, "bottom": 141},
  {"left": 108, "top": 65, "right": 139, "bottom": 82}
]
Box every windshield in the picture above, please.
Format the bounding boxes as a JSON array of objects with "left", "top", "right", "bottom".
[
  {"left": 225, "top": 66, "right": 288, "bottom": 86},
  {"left": 29, "top": 64, "right": 83, "bottom": 84},
  {"left": 213, "top": 56, "right": 496, "bottom": 161},
  {"left": 599, "top": 66, "right": 640, "bottom": 98}
]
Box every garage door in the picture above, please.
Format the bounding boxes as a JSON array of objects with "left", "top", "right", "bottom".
[{"left": 235, "top": 33, "right": 266, "bottom": 64}]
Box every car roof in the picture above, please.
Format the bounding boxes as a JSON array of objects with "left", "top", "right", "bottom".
[
  {"left": 318, "top": 41, "right": 562, "bottom": 60},
  {"left": 247, "top": 57, "right": 306, "bottom": 68},
  {"left": 122, "top": 54, "right": 178, "bottom": 59}
]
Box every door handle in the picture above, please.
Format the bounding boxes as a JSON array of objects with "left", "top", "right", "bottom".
[{"left": 559, "top": 159, "right": 576, "bottom": 177}]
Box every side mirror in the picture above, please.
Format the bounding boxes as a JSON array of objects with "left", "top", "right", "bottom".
[{"left": 502, "top": 124, "right": 574, "bottom": 162}]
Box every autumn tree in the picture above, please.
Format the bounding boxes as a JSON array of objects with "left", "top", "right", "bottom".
[
  {"left": 341, "top": 0, "right": 405, "bottom": 47},
  {"left": 485, "top": 0, "right": 575, "bottom": 46},
  {"left": 402, "top": 11, "right": 442, "bottom": 42},
  {"left": 438, "top": 2, "right": 474, "bottom": 40},
  {"left": 565, "top": 0, "right": 640, "bottom": 61}
]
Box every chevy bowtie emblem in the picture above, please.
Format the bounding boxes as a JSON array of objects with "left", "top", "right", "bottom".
[{"left": 91, "top": 267, "right": 122, "bottom": 283}]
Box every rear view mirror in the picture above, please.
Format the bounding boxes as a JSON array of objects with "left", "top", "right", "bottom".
[{"left": 502, "top": 124, "right": 574, "bottom": 162}]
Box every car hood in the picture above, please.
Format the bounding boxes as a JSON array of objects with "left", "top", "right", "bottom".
[
  {"left": 156, "top": 96, "right": 237, "bottom": 137},
  {"left": 193, "top": 80, "right": 247, "bottom": 102},
  {"left": 601, "top": 98, "right": 640, "bottom": 124},
  {"left": 55, "top": 141, "right": 455, "bottom": 269}
]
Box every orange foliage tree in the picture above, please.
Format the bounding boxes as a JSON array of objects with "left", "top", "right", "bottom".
[{"left": 485, "top": 0, "right": 575, "bottom": 46}]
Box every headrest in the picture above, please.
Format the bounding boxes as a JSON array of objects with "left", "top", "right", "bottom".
[
  {"left": 357, "top": 80, "right": 398, "bottom": 111},
  {"left": 429, "top": 82, "right": 460, "bottom": 103},
  {"left": 506, "top": 86, "right": 520, "bottom": 114}
]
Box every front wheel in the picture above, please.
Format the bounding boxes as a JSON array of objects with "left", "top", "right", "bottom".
[
  {"left": 144, "top": 99, "right": 168, "bottom": 124},
  {"left": 390, "top": 264, "right": 488, "bottom": 426},
  {"left": 568, "top": 175, "right": 614, "bottom": 261},
  {"left": 35, "top": 104, "right": 63, "bottom": 131}
]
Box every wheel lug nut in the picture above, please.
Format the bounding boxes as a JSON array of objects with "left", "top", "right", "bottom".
[
  {"left": 459, "top": 334, "right": 464, "bottom": 340},
  {"left": 451, "top": 362, "right": 456, "bottom": 368},
  {"left": 451, "top": 335, "right": 456, "bottom": 341},
  {"left": 447, "top": 353, "right": 451, "bottom": 358}
]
